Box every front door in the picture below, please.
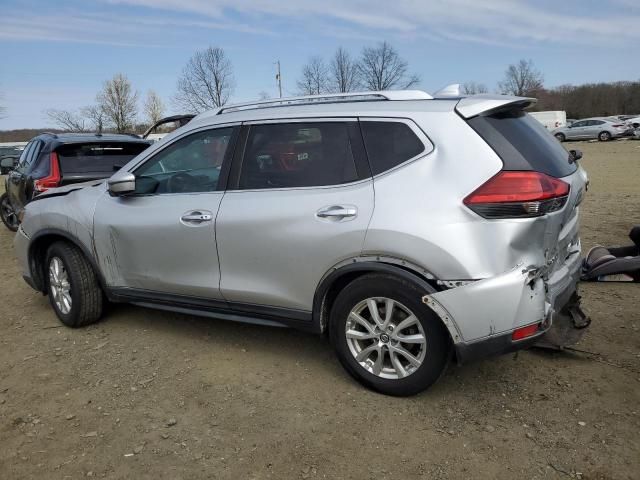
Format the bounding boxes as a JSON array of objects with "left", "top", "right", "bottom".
[
  {"left": 216, "top": 120, "right": 374, "bottom": 312},
  {"left": 93, "top": 126, "right": 238, "bottom": 299}
]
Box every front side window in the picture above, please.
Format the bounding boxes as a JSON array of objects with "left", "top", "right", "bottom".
[
  {"left": 239, "top": 122, "right": 358, "bottom": 190},
  {"left": 572, "top": 121, "right": 586, "bottom": 128},
  {"left": 134, "top": 128, "right": 233, "bottom": 194},
  {"left": 360, "top": 121, "right": 427, "bottom": 175}
]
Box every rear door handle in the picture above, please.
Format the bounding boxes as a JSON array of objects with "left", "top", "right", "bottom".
[
  {"left": 316, "top": 205, "right": 357, "bottom": 219},
  {"left": 181, "top": 210, "right": 213, "bottom": 224}
]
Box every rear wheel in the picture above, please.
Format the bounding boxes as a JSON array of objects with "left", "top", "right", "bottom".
[
  {"left": 0, "top": 193, "right": 19, "bottom": 232},
  {"left": 598, "top": 131, "right": 612, "bottom": 141},
  {"left": 554, "top": 133, "right": 566, "bottom": 142},
  {"left": 45, "top": 241, "right": 103, "bottom": 328},
  {"left": 330, "top": 274, "right": 451, "bottom": 396}
]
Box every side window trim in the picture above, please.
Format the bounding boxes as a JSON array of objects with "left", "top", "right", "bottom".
[
  {"left": 358, "top": 117, "right": 434, "bottom": 177},
  {"left": 229, "top": 119, "right": 366, "bottom": 192},
  {"left": 131, "top": 125, "right": 239, "bottom": 196},
  {"left": 26, "top": 140, "right": 44, "bottom": 172},
  {"left": 17, "top": 141, "right": 35, "bottom": 169}
]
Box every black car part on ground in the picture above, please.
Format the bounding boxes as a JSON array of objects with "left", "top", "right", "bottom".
[{"left": 581, "top": 226, "right": 640, "bottom": 282}]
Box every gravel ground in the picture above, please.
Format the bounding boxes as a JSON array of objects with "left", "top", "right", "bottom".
[{"left": 0, "top": 140, "right": 639, "bottom": 479}]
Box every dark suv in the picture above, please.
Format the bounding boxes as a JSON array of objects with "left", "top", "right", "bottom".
[{"left": 1, "top": 133, "right": 151, "bottom": 231}]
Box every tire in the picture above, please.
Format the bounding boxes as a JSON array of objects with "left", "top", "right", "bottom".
[
  {"left": 598, "top": 131, "right": 612, "bottom": 141},
  {"left": 329, "top": 274, "right": 451, "bottom": 396},
  {"left": 554, "top": 133, "right": 566, "bottom": 142},
  {"left": 0, "top": 193, "right": 19, "bottom": 232},
  {"left": 45, "top": 241, "right": 103, "bottom": 328}
]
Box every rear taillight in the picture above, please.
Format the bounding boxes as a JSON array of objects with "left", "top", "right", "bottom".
[
  {"left": 463, "top": 171, "right": 570, "bottom": 219},
  {"left": 611, "top": 124, "right": 625, "bottom": 128},
  {"left": 34, "top": 152, "right": 61, "bottom": 193}
]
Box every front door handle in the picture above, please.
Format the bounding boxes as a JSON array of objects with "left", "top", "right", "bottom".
[
  {"left": 181, "top": 210, "right": 213, "bottom": 224},
  {"left": 316, "top": 205, "right": 357, "bottom": 219}
]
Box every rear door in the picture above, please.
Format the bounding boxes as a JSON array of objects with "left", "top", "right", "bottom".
[{"left": 216, "top": 119, "right": 374, "bottom": 312}]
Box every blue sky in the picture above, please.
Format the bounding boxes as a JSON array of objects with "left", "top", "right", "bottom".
[{"left": 1, "top": 0, "right": 639, "bottom": 129}]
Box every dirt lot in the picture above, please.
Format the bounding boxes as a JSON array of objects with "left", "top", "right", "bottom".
[{"left": 1, "top": 140, "right": 639, "bottom": 480}]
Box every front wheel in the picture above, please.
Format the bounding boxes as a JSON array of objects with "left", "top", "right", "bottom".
[
  {"left": 554, "top": 133, "right": 566, "bottom": 142},
  {"left": 598, "top": 131, "right": 612, "bottom": 141},
  {"left": 46, "top": 241, "right": 104, "bottom": 328},
  {"left": 0, "top": 193, "right": 19, "bottom": 232},
  {"left": 330, "top": 274, "right": 451, "bottom": 396}
]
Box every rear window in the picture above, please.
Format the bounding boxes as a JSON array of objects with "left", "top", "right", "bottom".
[
  {"left": 467, "top": 109, "right": 577, "bottom": 178},
  {"left": 56, "top": 142, "right": 150, "bottom": 174},
  {"left": 360, "top": 121, "right": 426, "bottom": 175}
]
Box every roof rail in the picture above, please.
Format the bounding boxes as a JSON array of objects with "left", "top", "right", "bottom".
[
  {"left": 41, "top": 132, "right": 59, "bottom": 138},
  {"left": 217, "top": 90, "right": 433, "bottom": 115}
]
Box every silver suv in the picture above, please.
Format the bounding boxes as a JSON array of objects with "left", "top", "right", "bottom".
[{"left": 14, "top": 90, "right": 590, "bottom": 396}]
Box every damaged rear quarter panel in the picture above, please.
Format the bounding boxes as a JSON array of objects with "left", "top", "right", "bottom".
[{"left": 426, "top": 265, "right": 546, "bottom": 342}]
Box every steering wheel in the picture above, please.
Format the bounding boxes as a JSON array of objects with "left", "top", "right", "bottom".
[{"left": 167, "top": 172, "right": 197, "bottom": 193}]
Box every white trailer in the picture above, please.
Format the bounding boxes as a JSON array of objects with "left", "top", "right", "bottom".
[{"left": 528, "top": 111, "right": 567, "bottom": 130}]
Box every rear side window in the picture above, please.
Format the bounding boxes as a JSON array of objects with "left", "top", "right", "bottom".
[
  {"left": 360, "top": 121, "right": 426, "bottom": 175},
  {"left": 239, "top": 122, "right": 358, "bottom": 190},
  {"left": 56, "top": 142, "right": 150, "bottom": 174},
  {"left": 467, "top": 109, "right": 577, "bottom": 178}
]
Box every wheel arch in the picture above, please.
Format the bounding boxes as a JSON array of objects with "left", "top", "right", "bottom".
[
  {"left": 28, "top": 228, "right": 104, "bottom": 293},
  {"left": 313, "top": 258, "right": 454, "bottom": 337}
]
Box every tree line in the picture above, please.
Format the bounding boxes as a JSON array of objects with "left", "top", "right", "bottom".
[{"left": 5, "top": 44, "right": 634, "bottom": 135}]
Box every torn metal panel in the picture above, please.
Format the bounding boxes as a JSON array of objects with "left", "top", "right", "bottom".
[{"left": 425, "top": 264, "right": 546, "bottom": 343}]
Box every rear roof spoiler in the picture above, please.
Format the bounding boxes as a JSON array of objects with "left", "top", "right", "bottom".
[{"left": 455, "top": 94, "right": 537, "bottom": 119}]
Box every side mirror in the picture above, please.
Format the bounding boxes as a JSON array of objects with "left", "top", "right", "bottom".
[
  {"left": 108, "top": 171, "right": 136, "bottom": 196},
  {"left": 1, "top": 157, "right": 17, "bottom": 169},
  {"left": 569, "top": 149, "right": 583, "bottom": 164}
]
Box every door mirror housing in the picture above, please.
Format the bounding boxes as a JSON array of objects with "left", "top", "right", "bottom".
[
  {"left": 1, "top": 157, "right": 17, "bottom": 169},
  {"left": 569, "top": 149, "right": 583, "bottom": 163},
  {"left": 108, "top": 171, "right": 136, "bottom": 196}
]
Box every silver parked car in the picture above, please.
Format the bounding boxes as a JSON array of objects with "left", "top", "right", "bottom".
[
  {"left": 552, "top": 117, "right": 632, "bottom": 142},
  {"left": 14, "top": 89, "right": 590, "bottom": 396}
]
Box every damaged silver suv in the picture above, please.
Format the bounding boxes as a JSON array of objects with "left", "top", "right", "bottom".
[{"left": 14, "top": 88, "right": 590, "bottom": 396}]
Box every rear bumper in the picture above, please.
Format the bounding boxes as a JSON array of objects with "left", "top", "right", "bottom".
[{"left": 425, "top": 248, "right": 587, "bottom": 364}]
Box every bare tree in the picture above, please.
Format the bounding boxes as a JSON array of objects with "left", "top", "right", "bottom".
[
  {"left": 97, "top": 73, "right": 138, "bottom": 133},
  {"left": 462, "top": 82, "right": 489, "bottom": 95},
  {"left": 297, "top": 56, "right": 330, "bottom": 96},
  {"left": 45, "top": 109, "right": 88, "bottom": 132},
  {"left": 330, "top": 47, "right": 360, "bottom": 93},
  {"left": 175, "top": 46, "right": 235, "bottom": 113},
  {"left": 258, "top": 91, "right": 271, "bottom": 101},
  {"left": 81, "top": 104, "right": 106, "bottom": 133},
  {"left": 0, "top": 92, "right": 6, "bottom": 119},
  {"left": 498, "top": 59, "right": 544, "bottom": 97},
  {"left": 358, "top": 41, "right": 419, "bottom": 91},
  {"left": 144, "top": 90, "right": 165, "bottom": 125}
]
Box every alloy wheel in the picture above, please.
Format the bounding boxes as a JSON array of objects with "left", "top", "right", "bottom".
[
  {"left": 345, "top": 297, "right": 427, "bottom": 379},
  {"left": 49, "top": 257, "right": 72, "bottom": 315}
]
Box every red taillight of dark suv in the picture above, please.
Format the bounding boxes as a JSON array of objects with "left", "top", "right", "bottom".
[
  {"left": 34, "top": 152, "right": 62, "bottom": 193},
  {"left": 464, "top": 171, "right": 570, "bottom": 219}
]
